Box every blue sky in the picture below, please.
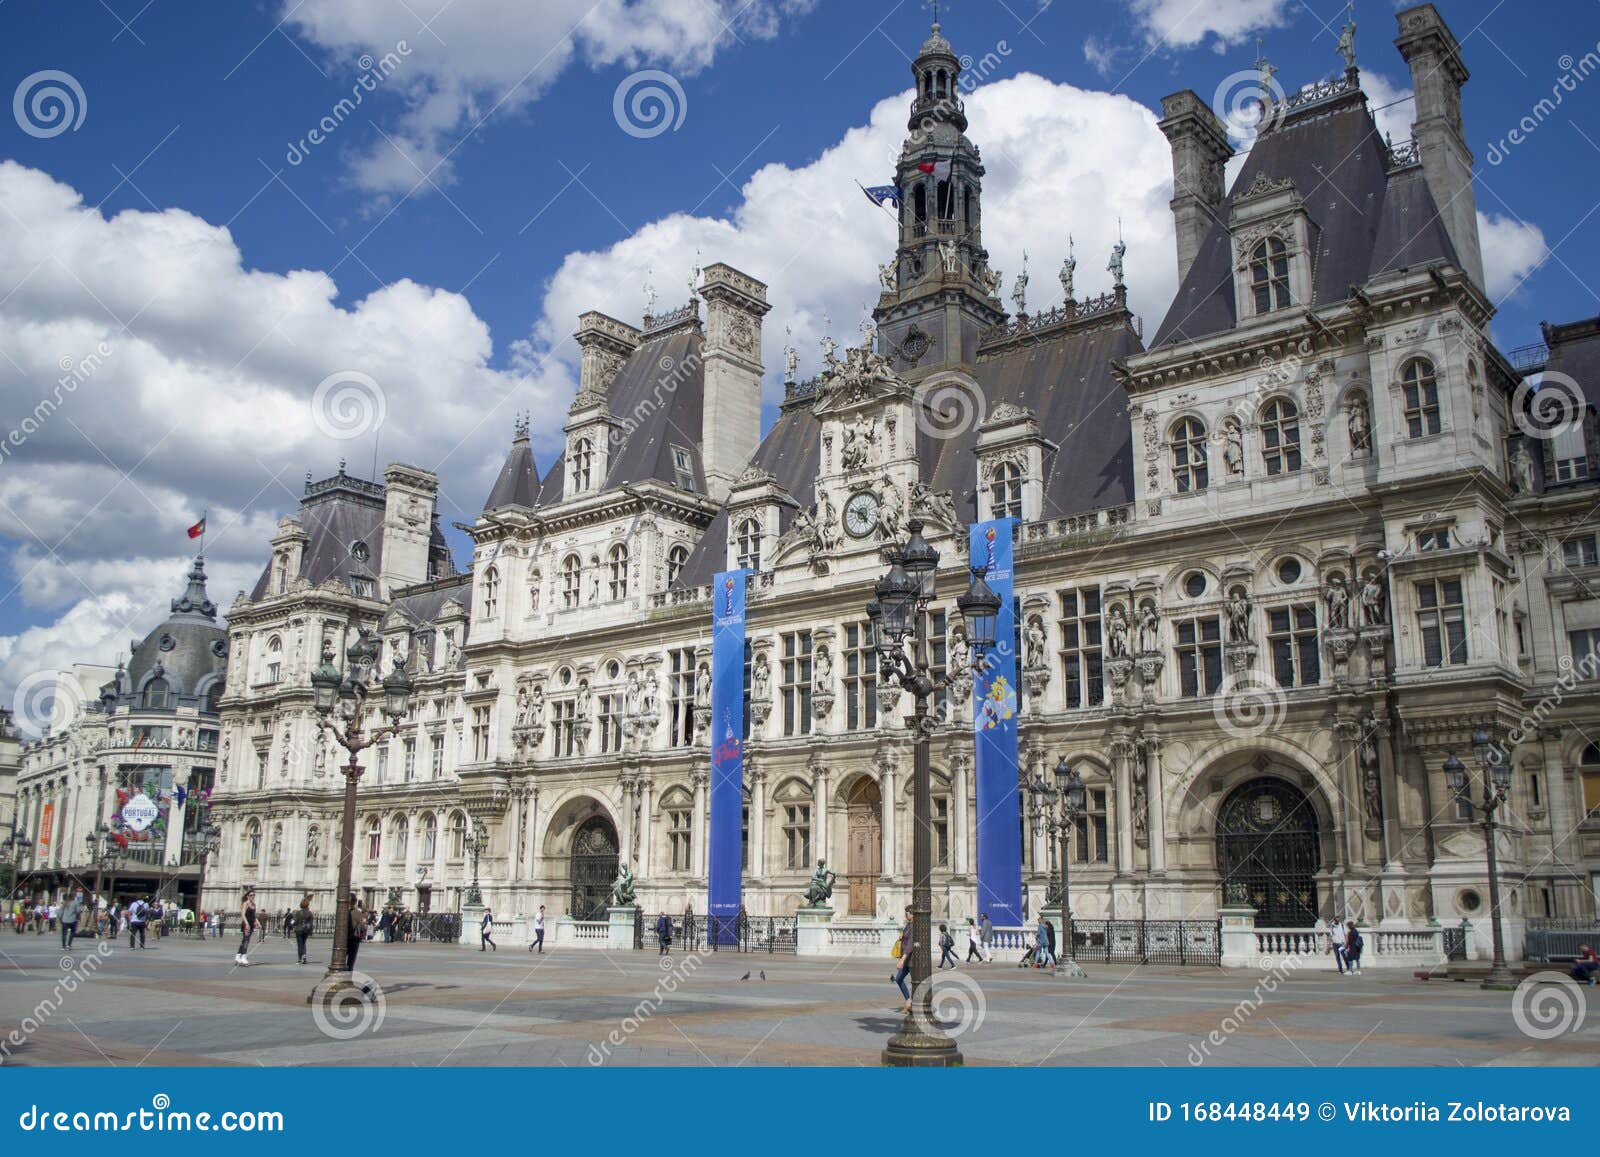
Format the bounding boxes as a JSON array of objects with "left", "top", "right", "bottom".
[{"left": 0, "top": 0, "right": 1595, "bottom": 711}]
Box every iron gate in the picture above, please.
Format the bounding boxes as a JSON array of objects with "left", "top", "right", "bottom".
[
  {"left": 1065, "top": 919, "right": 1222, "bottom": 965},
  {"left": 569, "top": 816, "right": 619, "bottom": 921},
  {"left": 1215, "top": 777, "right": 1321, "bottom": 927}
]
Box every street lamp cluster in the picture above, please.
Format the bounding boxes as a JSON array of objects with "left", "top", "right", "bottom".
[
  {"left": 1442, "top": 729, "right": 1515, "bottom": 989},
  {"left": 309, "top": 629, "right": 414, "bottom": 997},
  {"left": 1027, "top": 757, "right": 1087, "bottom": 975},
  {"left": 866, "top": 520, "right": 999, "bottom": 1068}
]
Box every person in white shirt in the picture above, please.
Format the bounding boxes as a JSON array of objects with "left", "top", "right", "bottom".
[
  {"left": 1326, "top": 919, "right": 1346, "bottom": 974},
  {"left": 528, "top": 905, "right": 546, "bottom": 954}
]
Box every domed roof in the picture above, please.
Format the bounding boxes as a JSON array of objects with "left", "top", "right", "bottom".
[
  {"left": 918, "top": 21, "right": 956, "bottom": 60},
  {"left": 115, "top": 557, "right": 227, "bottom": 711}
]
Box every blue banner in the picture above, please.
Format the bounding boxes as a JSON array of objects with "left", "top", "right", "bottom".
[
  {"left": 970, "top": 519, "right": 1023, "bottom": 927},
  {"left": 708, "top": 569, "right": 749, "bottom": 945}
]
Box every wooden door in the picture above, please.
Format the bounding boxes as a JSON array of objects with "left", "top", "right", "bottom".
[{"left": 847, "top": 779, "right": 882, "bottom": 916}]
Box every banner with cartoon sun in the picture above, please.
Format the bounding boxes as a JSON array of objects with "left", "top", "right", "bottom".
[{"left": 970, "top": 519, "right": 1023, "bottom": 926}]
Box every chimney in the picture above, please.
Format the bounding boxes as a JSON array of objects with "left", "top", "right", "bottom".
[
  {"left": 573, "top": 311, "right": 641, "bottom": 402},
  {"left": 1394, "top": 4, "right": 1484, "bottom": 292},
  {"left": 379, "top": 464, "right": 439, "bottom": 597},
  {"left": 1158, "top": 90, "right": 1232, "bottom": 287},
  {"left": 698, "top": 263, "right": 770, "bottom": 502}
]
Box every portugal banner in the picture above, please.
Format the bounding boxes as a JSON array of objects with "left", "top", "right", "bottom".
[
  {"left": 970, "top": 519, "right": 1023, "bottom": 927},
  {"left": 708, "top": 569, "right": 750, "bottom": 945}
]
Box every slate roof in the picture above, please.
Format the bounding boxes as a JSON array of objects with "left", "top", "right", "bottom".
[
  {"left": 534, "top": 323, "right": 707, "bottom": 504},
  {"left": 1542, "top": 315, "right": 1600, "bottom": 412},
  {"left": 484, "top": 427, "right": 540, "bottom": 512},
  {"left": 1153, "top": 88, "right": 1459, "bottom": 349}
]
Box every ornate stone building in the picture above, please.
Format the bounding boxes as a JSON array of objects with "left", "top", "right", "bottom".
[{"left": 203, "top": 5, "right": 1600, "bottom": 952}]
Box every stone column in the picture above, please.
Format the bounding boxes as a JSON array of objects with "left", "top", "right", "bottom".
[
  {"left": 1111, "top": 736, "right": 1135, "bottom": 875},
  {"left": 879, "top": 761, "right": 897, "bottom": 879},
  {"left": 1146, "top": 736, "right": 1167, "bottom": 874},
  {"left": 634, "top": 778, "right": 652, "bottom": 879},
  {"left": 951, "top": 754, "right": 970, "bottom": 877},
  {"left": 616, "top": 776, "right": 635, "bottom": 875},
  {"left": 811, "top": 764, "right": 830, "bottom": 867},
  {"left": 748, "top": 766, "right": 766, "bottom": 880},
  {"left": 691, "top": 768, "right": 708, "bottom": 879},
  {"left": 506, "top": 791, "right": 523, "bottom": 885}
]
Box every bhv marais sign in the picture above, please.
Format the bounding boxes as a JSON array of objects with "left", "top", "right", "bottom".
[{"left": 121, "top": 793, "right": 160, "bottom": 833}]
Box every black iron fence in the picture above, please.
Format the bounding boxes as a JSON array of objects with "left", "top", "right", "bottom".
[
  {"left": 1443, "top": 926, "right": 1468, "bottom": 962},
  {"left": 637, "top": 913, "right": 797, "bottom": 954},
  {"left": 1063, "top": 919, "right": 1221, "bottom": 966},
  {"left": 1524, "top": 917, "right": 1600, "bottom": 962}
]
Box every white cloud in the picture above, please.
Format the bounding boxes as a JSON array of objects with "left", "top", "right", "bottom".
[
  {"left": 1478, "top": 210, "right": 1549, "bottom": 301},
  {"left": 1123, "top": 0, "right": 1292, "bottom": 49},
  {"left": 282, "top": 0, "right": 813, "bottom": 195}
]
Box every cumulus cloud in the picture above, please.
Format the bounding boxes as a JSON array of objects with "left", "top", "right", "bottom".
[
  {"left": 1478, "top": 210, "right": 1549, "bottom": 301},
  {"left": 282, "top": 0, "right": 813, "bottom": 195},
  {"left": 1122, "top": 0, "right": 1292, "bottom": 49}
]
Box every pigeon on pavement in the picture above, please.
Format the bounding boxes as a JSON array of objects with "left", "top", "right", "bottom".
[{"left": 740, "top": 971, "right": 750, "bottom": 980}]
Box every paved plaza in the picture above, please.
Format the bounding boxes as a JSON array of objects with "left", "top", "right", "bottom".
[{"left": 0, "top": 932, "right": 1593, "bottom": 1067}]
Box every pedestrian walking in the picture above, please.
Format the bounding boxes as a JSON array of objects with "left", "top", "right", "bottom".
[
  {"left": 127, "top": 896, "right": 150, "bottom": 949},
  {"left": 59, "top": 890, "right": 83, "bottom": 950},
  {"left": 281, "top": 908, "right": 293, "bottom": 938},
  {"left": 480, "top": 907, "right": 497, "bottom": 952},
  {"left": 655, "top": 912, "right": 673, "bottom": 954},
  {"left": 1326, "top": 918, "right": 1347, "bottom": 974},
  {"left": 1343, "top": 920, "right": 1363, "bottom": 975},
  {"left": 345, "top": 897, "right": 367, "bottom": 970},
  {"left": 1034, "top": 915, "right": 1054, "bottom": 969},
  {"left": 235, "top": 891, "right": 259, "bottom": 966},
  {"left": 965, "top": 918, "right": 983, "bottom": 962},
  {"left": 1571, "top": 943, "right": 1598, "bottom": 986},
  {"left": 529, "top": 905, "right": 546, "bottom": 954},
  {"left": 891, "top": 905, "right": 915, "bottom": 1013},
  {"left": 937, "top": 923, "right": 958, "bottom": 969},
  {"left": 293, "top": 896, "right": 314, "bottom": 964},
  {"left": 980, "top": 912, "right": 994, "bottom": 963}
]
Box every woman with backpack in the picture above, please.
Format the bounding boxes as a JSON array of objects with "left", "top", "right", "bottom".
[
  {"left": 937, "top": 923, "right": 958, "bottom": 969},
  {"left": 292, "top": 896, "right": 314, "bottom": 964},
  {"left": 1343, "top": 920, "right": 1363, "bottom": 975}
]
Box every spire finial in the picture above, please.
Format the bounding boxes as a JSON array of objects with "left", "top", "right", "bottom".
[
  {"left": 643, "top": 267, "right": 657, "bottom": 322},
  {"left": 1336, "top": 2, "right": 1358, "bottom": 74},
  {"left": 783, "top": 325, "right": 797, "bottom": 384},
  {"left": 514, "top": 411, "right": 529, "bottom": 439},
  {"left": 924, "top": 0, "right": 945, "bottom": 29},
  {"left": 1255, "top": 37, "right": 1278, "bottom": 101},
  {"left": 1059, "top": 234, "right": 1076, "bottom": 302},
  {"left": 688, "top": 248, "right": 702, "bottom": 302},
  {"left": 1011, "top": 249, "right": 1029, "bottom": 316}
]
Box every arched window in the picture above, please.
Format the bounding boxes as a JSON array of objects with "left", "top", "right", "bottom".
[
  {"left": 561, "top": 555, "right": 581, "bottom": 609},
  {"left": 365, "top": 817, "right": 381, "bottom": 861},
  {"left": 666, "top": 544, "right": 689, "bottom": 586},
  {"left": 482, "top": 566, "right": 499, "bottom": 618},
  {"left": 1171, "top": 418, "right": 1209, "bottom": 493},
  {"left": 449, "top": 811, "right": 468, "bottom": 859},
  {"left": 736, "top": 518, "right": 762, "bottom": 571},
  {"left": 271, "top": 553, "right": 287, "bottom": 594},
  {"left": 420, "top": 813, "right": 438, "bottom": 861},
  {"left": 1260, "top": 398, "right": 1302, "bottom": 475},
  {"left": 202, "top": 682, "right": 223, "bottom": 714},
  {"left": 1250, "top": 237, "right": 1292, "bottom": 313},
  {"left": 990, "top": 461, "right": 1023, "bottom": 520},
  {"left": 265, "top": 635, "right": 283, "bottom": 684},
  {"left": 607, "top": 543, "right": 629, "bottom": 600},
  {"left": 142, "top": 677, "right": 172, "bottom": 709},
  {"left": 244, "top": 819, "right": 261, "bottom": 865},
  {"left": 569, "top": 437, "right": 593, "bottom": 492},
  {"left": 389, "top": 816, "right": 408, "bottom": 862},
  {"left": 1401, "top": 359, "right": 1442, "bottom": 438}
]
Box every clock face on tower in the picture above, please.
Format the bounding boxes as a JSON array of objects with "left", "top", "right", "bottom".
[{"left": 843, "top": 491, "right": 881, "bottom": 539}]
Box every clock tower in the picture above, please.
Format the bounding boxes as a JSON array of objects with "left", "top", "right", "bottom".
[{"left": 873, "top": 19, "right": 1007, "bottom": 378}]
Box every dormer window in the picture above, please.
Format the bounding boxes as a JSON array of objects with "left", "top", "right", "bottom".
[
  {"left": 1401, "top": 359, "right": 1442, "bottom": 438},
  {"left": 667, "top": 544, "right": 689, "bottom": 586},
  {"left": 671, "top": 446, "right": 696, "bottom": 492},
  {"left": 348, "top": 576, "right": 374, "bottom": 598},
  {"left": 569, "top": 438, "right": 593, "bottom": 493},
  {"left": 1553, "top": 423, "right": 1590, "bottom": 482},
  {"left": 607, "top": 544, "right": 629, "bottom": 600},
  {"left": 1260, "top": 398, "right": 1301, "bottom": 475},
  {"left": 990, "top": 461, "right": 1023, "bottom": 520},
  {"left": 142, "top": 677, "right": 172, "bottom": 709},
  {"left": 561, "top": 554, "right": 582, "bottom": 609},
  {"left": 1249, "top": 237, "right": 1292, "bottom": 313},
  {"left": 1171, "top": 418, "right": 1209, "bottom": 493},
  {"left": 265, "top": 635, "right": 282, "bottom": 684},
  {"left": 736, "top": 517, "right": 762, "bottom": 571},
  {"left": 482, "top": 566, "right": 500, "bottom": 618}
]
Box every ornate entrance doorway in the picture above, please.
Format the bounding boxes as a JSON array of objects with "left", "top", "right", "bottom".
[
  {"left": 846, "top": 778, "right": 882, "bottom": 916},
  {"left": 569, "top": 815, "right": 619, "bottom": 920},
  {"left": 1215, "top": 777, "right": 1321, "bottom": 926}
]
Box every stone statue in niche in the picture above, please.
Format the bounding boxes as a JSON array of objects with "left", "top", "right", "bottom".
[
  {"left": 625, "top": 671, "right": 642, "bottom": 715},
  {"left": 576, "top": 679, "right": 591, "bottom": 718},
  {"left": 949, "top": 630, "right": 970, "bottom": 673},
  {"left": 1226, "top": 590, "right": 1252, "bottom": 644},
  {"left": 877, "top": 476, "right": 903, "bottom": 543},
  {"left": 1024, "top": 617, "right": 1047, "bottom": 669},
  {"left": 1510, "top": 440, "right": 1536, "bottom": 495},
  {"left": 840, "top": 415, "right": 877, "bottom": 471},
  {"left": 1323, "top": 573, "right": 1351, "bottom": 630},
  {"left": 1107, "top": 604, "right": 1130, "bottom": 658},
  {"left": 1347, "top": 395, "right": 1372, "bottom": 454},
  {"left": 813, "top": 646, "right": 833, "bottom": 688},
  {"left": 879, "top": 262, "right": 897, "bottom": 293},
  {"left": 1222, "top": 417, "right": 1244, "bottom": 478},
  {"left": 752, "top": 653, "right": 771, "bottom": 699},
  {"left": 1137, "top": 604, "right": 1161, "bottom": 653},
  {"left": 939, "top": 238, "right": 959, "bottom": 275},
  {"left": 642, "top": 670, "right": 661, "bottom": 717},
  {"left": 1359, "top": 569, "right": 1388, "bottom": 627},
  {"left": 1359, "top": 719, "right": 1383, "bottom": 826},
  {"left": 695, "top": 665, "right": 711, "bottom": 708}
]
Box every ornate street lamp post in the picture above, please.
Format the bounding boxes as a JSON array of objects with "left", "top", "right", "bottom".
[
  {"left": 1443, "top": 730, "right": 1516, "bottom": 989},
  {"left": 867, "top": 520, "right": 1000, "bottom": 1068},
  {"left": 1, "top": 829, "right": 30, "bottom": 908},
  {"left": 194, "top": 822, "right": 223, "bottom": 925},
  {"left": 464, "top": 825, "right": 490, "bottom": 908},
  {"left": 84, "top": 823, "right": 115, "bottom": 913},
  {"left": 309, "top": 630, "right": 414, "bottom": 998},
  {"left": 1026, "top": 758, "right": 1087, "bottom": 974}
]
